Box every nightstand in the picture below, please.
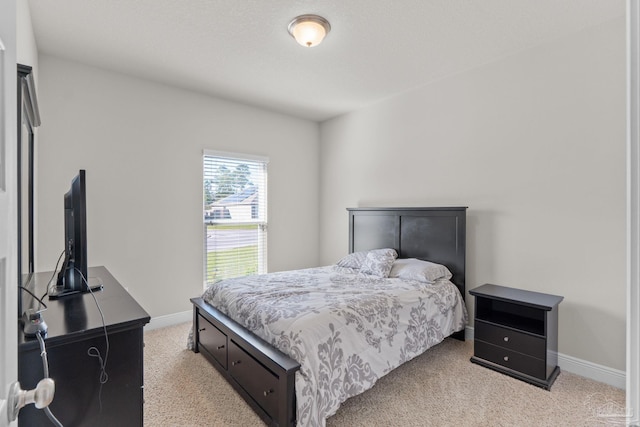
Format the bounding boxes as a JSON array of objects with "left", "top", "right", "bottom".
[{"left": 469, "top": 284, "right": 563, "bottom": 390}]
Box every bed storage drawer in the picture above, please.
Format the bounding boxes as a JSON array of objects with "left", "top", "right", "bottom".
[
  {"left": 197, "top": 314, "right": 228, "bottom": 369},
  {"left": 192, "top": 298, "right": 300, "bottom": 427},
  {"left": 228, "top": 340, "right": 280, "bottom": 421},
  {"left": 474, "top": 320, "right": 545, "bottom": 359}
]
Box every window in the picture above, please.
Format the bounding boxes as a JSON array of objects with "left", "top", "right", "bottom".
[{"left": 203, "top": 151, "right": 268, "bottom": 286}]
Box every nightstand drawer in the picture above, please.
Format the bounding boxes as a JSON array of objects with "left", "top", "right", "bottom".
[
  {"left": 474, "top": 340, "right": 546, "bottom": 379},
  {"left": 475, "top": 320, "right": 546, "bottom": 359}
]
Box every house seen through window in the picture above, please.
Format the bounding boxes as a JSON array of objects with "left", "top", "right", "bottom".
[{"left": 203, "top": 151, "right": 268, "bottom": 286}]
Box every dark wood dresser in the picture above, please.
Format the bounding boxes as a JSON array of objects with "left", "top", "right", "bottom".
[
  {"left": 469, "top": 283, "right": 563, "bottom": 390},
  {"left": 18, "top": 266, "right": 150, "bottom": 426}
]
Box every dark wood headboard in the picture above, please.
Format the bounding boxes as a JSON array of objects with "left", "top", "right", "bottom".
[{"left": 347, "top": 207, "right": 467, "bottom": 302}]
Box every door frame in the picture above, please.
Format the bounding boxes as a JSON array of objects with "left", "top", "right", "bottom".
[
  {"left": 0, "top": 0, "right": 19, "bottom": 425},
  {"left": 628, "top": 1, "right": 640, "bottom": 424}
]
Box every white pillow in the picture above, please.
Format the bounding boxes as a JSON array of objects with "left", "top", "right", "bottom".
[
  {"left": 336, "top": 248, "right": 397, "bottom": 270},
  {"left": 359, "top": 250, "right": 397, "bottom": 278},
  {"left": 336, "top": 250, "right": 369, "bottom": 270},
  {"left": 389, "top": 258, "right": 452, "bottom": 283}
]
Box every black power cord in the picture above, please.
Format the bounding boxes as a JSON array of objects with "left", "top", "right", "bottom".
[
  {"left": 40, "top": 250, "right": 66, "bottom": 301},
  {"left": 19, "top": 286, "right": 47, "bottom": 310}
]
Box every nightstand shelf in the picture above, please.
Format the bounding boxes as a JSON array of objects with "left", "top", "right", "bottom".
[{"left": 469, "top": 284, "right": 563, "bottom": 390}]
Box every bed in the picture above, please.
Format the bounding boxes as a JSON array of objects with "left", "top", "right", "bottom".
[{"left": 190, "top": 207, "right": 468, "bottom": 427}]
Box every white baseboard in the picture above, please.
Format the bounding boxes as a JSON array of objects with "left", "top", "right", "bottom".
[
  {"left": 558, "top": 352, "right": 626, "bottom": 390},
  {"left": 465, "top": 326, "right": 625, "bottom": 390},
  {"left": 145, "top": 310, "right": 191, "bottom": 331}
]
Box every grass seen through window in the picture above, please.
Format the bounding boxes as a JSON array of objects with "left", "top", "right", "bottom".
[{"left": 205, "top": 224, "right": 259, "bottom": 284}]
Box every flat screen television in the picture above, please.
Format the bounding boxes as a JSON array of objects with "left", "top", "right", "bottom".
[{"left": 49, "top": 169, "right": 99, "bottom": 298}]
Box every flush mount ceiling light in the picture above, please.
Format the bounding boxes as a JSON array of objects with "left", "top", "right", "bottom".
[{"left": 287, "top": 14, "right": 331, "bottom": 47}]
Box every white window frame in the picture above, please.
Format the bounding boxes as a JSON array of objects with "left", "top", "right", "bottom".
[{"left": 203, "top": 150, "right": 268, "bottom": 287}]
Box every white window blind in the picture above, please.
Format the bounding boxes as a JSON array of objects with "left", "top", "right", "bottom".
[{"left": 203, "top": 151, "right": 267, "bottom": 285}]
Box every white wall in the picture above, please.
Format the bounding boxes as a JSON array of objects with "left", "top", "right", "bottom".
[
  {"left": 35, "top": 56, "right": 320, "bottom": 318},
  {"left": 320, "top": 18, "right": 626, "bottom": 371},
  {"left": 17, "top": 1, "right": 37, "bottom": 73}
]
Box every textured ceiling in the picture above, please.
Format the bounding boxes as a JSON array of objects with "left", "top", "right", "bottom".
[{"left": 27, "top": 0, "right": 625, "bottom": 122}]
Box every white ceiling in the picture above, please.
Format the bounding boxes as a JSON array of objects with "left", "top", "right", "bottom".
[{"left": 27, "top": 0, "right": 625, "bottom": 122}]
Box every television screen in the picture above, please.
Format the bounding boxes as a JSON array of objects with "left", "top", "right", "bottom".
[{"left": 49, "top": 170, "right": 89, "bottom": 298}]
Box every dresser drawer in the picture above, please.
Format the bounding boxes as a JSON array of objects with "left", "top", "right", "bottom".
[
  {"left": 474, "top": 340, "right": 546, "bottom": 380},
  {"left": 197, "top": 314, "right": 228, "bottom": 369},
  {"left": 228, "top": 340, "right": 280, "bottom": 420},
  {"left": 475, "top": 320, "right": 546, "bottom": 360}
]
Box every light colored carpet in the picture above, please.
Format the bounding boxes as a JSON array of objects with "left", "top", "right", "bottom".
[{"left": 144, "top": 322, "right": 625, "bottom": 426}]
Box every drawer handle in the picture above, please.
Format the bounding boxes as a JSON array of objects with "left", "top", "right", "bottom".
[
  {"left": 263, "top": 389, "right": 274, "bottom": 397},
  {"left": 503, "top": 356, "right": 509, "bottom": 362},
  {"left": 217, "top": 345, "right": 225, "bottom": 350},
  {"left": 503, "top": 336, "right": 509, "bottom": 342},
  {"left": 198, "top": 327, "right": 206, "bottom": 332},
  {"left": 231, "top": 360, "right": 241, "bottom": 366}
]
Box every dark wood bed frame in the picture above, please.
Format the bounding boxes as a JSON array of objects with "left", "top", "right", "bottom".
[{"left": 191, "top": 207, "right": 467, "bottom": 426}]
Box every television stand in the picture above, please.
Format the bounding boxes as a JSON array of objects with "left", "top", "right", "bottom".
[
  {"left": 18, "top": 266, "right": 150, "bottom": 426},
  {"left": 47, "top": 275, "right": 104, "bottom": 298}
]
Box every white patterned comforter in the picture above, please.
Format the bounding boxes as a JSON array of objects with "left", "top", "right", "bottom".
[{"left": 194, "top": 266, "right": 467, "bottom": 427}]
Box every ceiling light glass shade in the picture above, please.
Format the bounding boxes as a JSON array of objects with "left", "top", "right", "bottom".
[{"left": 288, "top": 15, "right": 331, "bottom": 47}]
